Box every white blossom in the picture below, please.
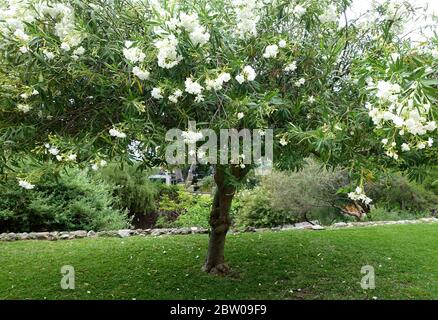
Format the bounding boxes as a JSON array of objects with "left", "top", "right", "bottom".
[
  {"left": 18, "top": 180, "right": 35, "bottom": 190},
  {"left": 347, "top": 186, "right": 372, "bottom": 205},
  {"left": 151, "top": 87, "right": 164, "bottom": 100},
  {"left": 109, "top": 128, "right": 127, "bottom": 138},
  {"left": 132, "top": 66, "right": 150, "bottom": 80},
  {"left": 263, "top": 44, "right": 279, "bottom": 58}
]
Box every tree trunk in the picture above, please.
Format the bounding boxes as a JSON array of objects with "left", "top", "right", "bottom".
[{"left": 202, "top": 166, "right": 237, "bottom": 275}]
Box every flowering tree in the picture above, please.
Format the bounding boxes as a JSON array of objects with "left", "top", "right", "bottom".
[{"left": 0, "top": 0, "right": 437, "bottom": 274}]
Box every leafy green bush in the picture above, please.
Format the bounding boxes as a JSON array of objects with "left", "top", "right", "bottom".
[
  {"left": 0, "top": 169, "right": 129, "bottom": 232},
  {"left": 197, "top": 175, "right": 215, "bottom": 193},
  {"left": 367, "top": 173, "right": 438, "bottom": 213},
  {"left": 366, "top": 207, "right": 428, "bottom": 222},
  {"left": 172, "top": 195, "right": 211, "bottom": 228},
  {"left": 234, "top": 187, "right": 296, "bottom": 228},
  {"left": 97, "top": 164, "right": 159, "bottom": 216}
]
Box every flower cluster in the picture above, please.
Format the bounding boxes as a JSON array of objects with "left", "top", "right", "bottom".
[
  {"left": 347, "top": 187, "right": 372, "bottom": 205},
  {"left": 235, "top": 65, "right": 256, "bottom": 84},
  {"left": 366, "top": 78, "right": 436, "bottom": 158},
  {"left": 319, "top": 4, "right": 338, "bottom": 24},
  {"left": 123, "top": 41, "right": 146, "bottom": 64},
  {"left": 232, "top": 0, "right": 262, "bottom": 39},
  {"left": 179, "top": 12, "right": 210, "bottom": 46},
  {"left": 205, "top": 73, "right": 231, "bottom": 91},
  {"left": 263, "top": 45, "right": 279, "bottom": 59},
  {"left": 91, "top": 159, "right": 108, "bottom": 171},
  {"left": 109, "top": 128, "right": 127, "bottom": 138},
  {"left": 154, "top": 34, "right": 182, "bottom": 69},
  {"left": 184, "top": 78, "right": 204, "bottom": 102}
]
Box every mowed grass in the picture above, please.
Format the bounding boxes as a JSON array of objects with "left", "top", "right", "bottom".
[{"left": 1, "top": 223, "right": 438, "bottom": 300}]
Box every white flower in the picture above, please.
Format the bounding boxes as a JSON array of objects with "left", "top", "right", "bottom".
[
  {"left": 124, "top": 41, "right": 133, "bottom": 48},
  {"left": 67, "top": 154, "right": 77, "bottom": 161},
  {"left": 73, "top": 46, "right": 85, "bottom": 56},
  {"left": 91, "top": 164, "right": 99, "bottom": 171},
  {"left": 19, "top": 46, "right": 28, "bottom": 53},
  {"left": 381, "top": 138, "right": 388, "bottom": 145},
  {"left": 60, "top": 42, "right": 71, "bottom": 52},
  {"left": 48, "top": 147, "right": 60, "bottom": 155},
  {"left": 319, "top": 4, "right": 338, "bottom": 23},
  {"left": 32, "top": 89, "right": 39, "bottom": 96},
  {"left": 109, "top": 128, "right": 127, "bottom": 138},
  {"left": 151, "top": 87, "right": 163, "bottom": 100},
  {"left": 308, "top": 96, "right": 315, "bottom": 104},
  {"left": 154, "top": 34, "right": 181, "bottom": 69},
  {"left": 235, "top": 74, "right": 245, "bottom": 84},
  {"left": 100, "top": 160, "right": 108, "bottom": 167},
  {"left": 123, "top": 44, "right": 145, "bottom": 63},
  {"left": 263, "top": 44, "right": 279, "bottom": 58},
  {"left": 132, "top": 66, "right": 150, "bottom": 80},
  {"left": 278, "top": 39, "right": 287, "bottom": 48},
  {"left": 43, "top": 50, "right": 55, "bottom": 60},
  {"left": 279, "top": 138, "right": 288, "bottom": 146},
  {"left": 184, "top": 78, "right": 203, "bottom": 95},
  {"left": 169, "top": 89, "right": 183, "bottom": 103},
  {"left": 375, "top": 80, "right": 400, "bottom": 101},
  {"left": 428, "top": 137, "right": 434, "bottom": 147},
  {"left": 18, "top": 180, "right": 35, "bottom": 190},
  {"left": 401, "top": 143, "right": 410, "bottom": 151},
  {"left": 295, "top": 78, "right": 305, "bottom": 87},
  {"left": 237, "top": 112, "right": 244, "bottom": 120},
  {"left": 236, "top": 65, "right": 256, "bottom": 84},
  {"left": 292, "top": 5, "right": 306, "bottom": 17},
  {"left": 284, "top": 61, "right": 297, "bottom": 73},
  {"left": 347, "top": 186, "right": 372, "bottom": 205},
  {"left": 417, "top": 141, "right": 426, "bottom": 149},
  {"left": 205, "top": 72, "right": 231, "bottom": 91},
  {"left": 233, "top": 0, "right": 261, "bottom": 39}
]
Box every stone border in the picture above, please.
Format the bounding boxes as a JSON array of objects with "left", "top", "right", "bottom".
[{"left": 1, "top": 217, "right": 438, "bottom": 242}]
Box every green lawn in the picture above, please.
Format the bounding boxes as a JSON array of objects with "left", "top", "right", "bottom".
[{"left": 1, "top": 223, "right": 438, "bottom": 300}]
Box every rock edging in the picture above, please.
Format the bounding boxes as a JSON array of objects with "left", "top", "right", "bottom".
[{"left": 1, "top": 218, "right": 437, "bottom": 242}]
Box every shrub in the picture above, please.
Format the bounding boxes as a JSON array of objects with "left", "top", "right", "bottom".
[
  {"left": 365, "top": 207, "right": 428, "bottom": 222},
  {"left": 97, "top": 163, "right": 159, "bottom": 216},
  {"left": 0, "top": 169, "right": 129, "bottom": 233},
  {"left": 367, "top": 173, "right": 438, "bottom": 213},
  {"left": 234, "top": 186, "right": 296, "bottom": 228}
]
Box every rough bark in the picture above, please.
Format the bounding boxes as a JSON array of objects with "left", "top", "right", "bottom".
[{"left": 202, "top": 166, "right": 239, "bottom": 275}]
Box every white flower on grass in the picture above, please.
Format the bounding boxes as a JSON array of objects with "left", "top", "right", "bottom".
[
  {"left": 132, "top": 66, "right": 150, "bottom": 80},
  {"left": 278, "top": 39, "right": 287, "bottom": 48},
  {"left": 18, "top": 180, "right": 35, "bottom": 190},
  {"left": 67, "top": 154, "right": 77, "bottom": 161},
  {"left": 308, "top": 96, "right": 315, "bottom": 104},
  {"left": 284, "top": 61, "right": 297, "bottom": 73},
  {"left": 347, "top": 186, "right": 372, "bottom": 205},
  {"left": 237, "top": 112, "right": 244, "bottom": 120},
  {"left": 263, "top": 44, "right": 279, "bottom": 58},
  {"left": 109, "top": 128, "right": 127, "bottom": 138},
  {"left": 19, "top": 46, "right": 28, "bottom": 53},
  {"left": 151, "top": 87, "right": 163, "bottom": 100},
  {"left": 71, "top": 46, "right": 85, "bottom": 59}
]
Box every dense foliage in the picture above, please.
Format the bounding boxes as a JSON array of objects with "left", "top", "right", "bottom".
[{"left": 0, "top": 168, "right": 129, "bottom": 232}]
